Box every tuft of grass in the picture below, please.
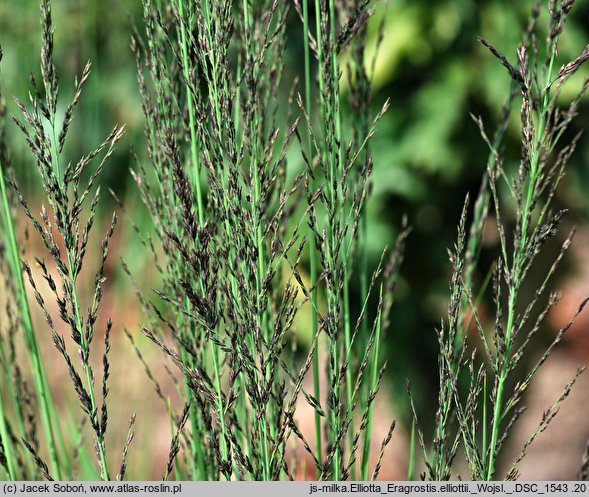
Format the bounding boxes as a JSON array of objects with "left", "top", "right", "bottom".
[{"left": 1, "top": 0, "right": 589, "bottom": 482}]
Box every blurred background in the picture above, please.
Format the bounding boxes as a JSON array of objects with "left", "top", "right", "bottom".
[{"left": 1, "top": 0, "right": 589, "bottom": 480}]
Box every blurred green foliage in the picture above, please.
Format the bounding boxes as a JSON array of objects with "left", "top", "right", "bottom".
[{"left": 1, "top": 0, "right": 588, "bottom": 426}]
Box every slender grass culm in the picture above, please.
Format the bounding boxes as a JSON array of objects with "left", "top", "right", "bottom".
[{"left": 409, "top": 0, "right": 589, "bottom": 481}]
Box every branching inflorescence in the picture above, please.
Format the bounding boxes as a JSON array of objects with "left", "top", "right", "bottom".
[
  {"left": 1, "top": 0, "right": 124, "bottom": 481},
  {"left": 411, "top": 0, "right": 589, "bottom": 481}
]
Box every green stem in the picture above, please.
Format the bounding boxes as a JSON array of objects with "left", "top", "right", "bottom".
[
  {"left": 181, "top": 346, "right": 208, "bottom": 479},
  {"left": 360, "top": 287, "right": 383, "bottom": 480},
  {"left": 343, "top": 270, "right": 354, "bottom": 478},
  {"left": 330, "top": 330, "right": 341, "bottom": 480},
  {"left": 177, "top": 0, "right": 204, "bottom": 224},
  {"left": 485, "top": 292, "right": 514, "bottom": 480},
  {"left": 301, "top": 0, "right": 322, "bottom": 474},
  {"left": 48, "top": 105, "right": 107, "bottom": 478},
  {"left": 485, "top": 46, "right": 556, "bottom": 481},
  {"left": 407, "top": 420, "right": 416, "bottom": 481},
  {"left": 482, "top": 375, "right": 488, "bottom": 471},
  {"left": 67, "top": 255, "right": 109, "bottom": 480},
  {"left": 329, "top": 0, "right": 343, "bottom": 479}
]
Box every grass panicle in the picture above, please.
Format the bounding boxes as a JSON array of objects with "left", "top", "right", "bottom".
[
  {"left": 125, "top": 0, "right": 404, "bottom": 481},
  {"left": 410, "top": 0, "right": 589, "bottom": 481},
  {"left": 1, "top": 0, "right": 124, "bottom": 481}
]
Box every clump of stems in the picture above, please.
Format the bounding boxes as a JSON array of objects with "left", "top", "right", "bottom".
[{"left": 129, "top": 0, "right": 404, "bottom": 480}]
